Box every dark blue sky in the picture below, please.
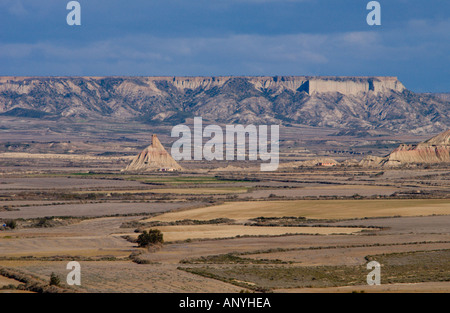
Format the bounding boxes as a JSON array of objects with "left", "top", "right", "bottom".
[{"left": 0, "top": 0, "right": 449, "bottom": 92}]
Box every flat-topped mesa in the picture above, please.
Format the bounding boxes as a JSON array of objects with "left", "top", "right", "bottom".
[
  {"left": 168, "top": 76, "right": 406, "bottom": 95},
  {"left": 125, "top": 134, "right": 183, "bottom": 172},
  {"left": 0, "top": 76, "right": 406, "bottom": 96}
]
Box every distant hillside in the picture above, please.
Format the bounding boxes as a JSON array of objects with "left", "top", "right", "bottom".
[
  {"left": 0, "top": 76, "right": 448, "bottom": 133},
  {"left": 433, "top": 93, "right": 450, "bottom": 102},
  {"left": 360, "top": 130, "right": 450, "bottom": 167}
]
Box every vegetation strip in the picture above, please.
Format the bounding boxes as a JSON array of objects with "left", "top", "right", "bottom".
[
  {"left": 179, "top": 249, "right": 450, "bottom": 291},
  {"left": 0, "top": 267, "right": 74, "bottom": 293},
  {"left": 180, "top": 241, "right": 450, "bottom": 263}
]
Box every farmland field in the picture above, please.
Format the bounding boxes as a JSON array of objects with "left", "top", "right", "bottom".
[
  {"left": 1, "top": 154, "right": 449, "bottom": 293},
  {"left": 135, "top": 225, "right": 366, "bottom": 242},
  {"left": 144, "top": 199, "right": 450, "bottom": 222}
]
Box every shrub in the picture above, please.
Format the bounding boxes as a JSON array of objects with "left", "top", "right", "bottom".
[
  {"left": 5, "top": 220, "right": 17, "bottom": 229},
  {"left": 137, "top": 229, "right": 164, "bottom": 247},
  {"left": 35, "top": 218, "right": 53, "bottom": 228},
  {"left": 49, "top": 273, "right": 61, "bottom": 286},
  {"left": 0, "top": 284, "right": 18, "bottom": 290}
]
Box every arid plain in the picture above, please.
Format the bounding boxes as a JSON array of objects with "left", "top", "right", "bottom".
[{"left": 0, "top": 120, "right": 449, "bottom": 293}]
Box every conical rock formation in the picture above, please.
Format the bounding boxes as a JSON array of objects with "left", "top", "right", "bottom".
[{"left": 125, "top": 134, "right": 182, "bottom": 172}]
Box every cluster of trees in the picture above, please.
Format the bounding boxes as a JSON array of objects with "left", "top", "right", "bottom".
[{"left": 137, "top": 229, "right": 164, "bottom": 247}]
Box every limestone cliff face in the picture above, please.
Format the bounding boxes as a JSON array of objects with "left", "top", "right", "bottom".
[
  {"left": 169, "top": 76, "right": 406, "bottom": 95},
  {"left": 306, "top": 77, "right": 405, "bottom": 95},
  {"left": 0, "top": 75, "right": 405, "bottom": 96},
  {"left": 0, "top": 76, "right": 447, "bottom": 133}
]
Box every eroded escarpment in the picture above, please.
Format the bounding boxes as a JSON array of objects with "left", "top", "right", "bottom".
[{"left": 0, "top": 76, "right": 447, "bottom": 133}]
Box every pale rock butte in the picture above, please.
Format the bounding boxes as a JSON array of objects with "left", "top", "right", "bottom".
[{"left": 125, "top": 134, "right": 182, "bottom": 172}]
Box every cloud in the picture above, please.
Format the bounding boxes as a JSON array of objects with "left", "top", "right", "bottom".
[
  {"left": 0, "top": 33, "right": 332, "bottom": 76},
  {"left": 0, "top": 0, "right": 28, "bottom": 16},
  {"left": 0, "top": 18, "right": 447, "bottom": 74}
]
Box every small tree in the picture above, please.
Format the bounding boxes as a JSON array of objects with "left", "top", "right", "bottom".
[
  {"left": 49, "top": 272, "right": 61, "bottom": 286},
  {"left": 137, "top": 229, "right": 164, "bottom": 247}
]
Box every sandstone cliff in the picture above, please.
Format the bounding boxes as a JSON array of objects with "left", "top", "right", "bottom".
[
  {"left": 385, "top": 130, "right": 450, "bottom": 164},
  {"left": 360, "top": 130, "right": 450, "bottom": 166}
]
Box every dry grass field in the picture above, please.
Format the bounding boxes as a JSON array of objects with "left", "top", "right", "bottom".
[
  {"left": 243, "top": 242, "right": 450, "bottom": 266},
  {"left": 137, "top": 225, "right": 365, "bottom": 242},
  {"left": 144, "top": 199, "right": 450, "bottom": 222},
  {"left": 75, "top": 187, "right": 248, "bottom": 195},
  {"left": 0, "top": 201, "right": 199, "bottom": 219},
  {"left": 275, "top": 282, "right": 450, "bottom": 293},
  {"left": 239, "top": 185, "right": 402, "bottom": 198},
  {"left": 0, "top": 261, "right": 244, "bottom": 293},
  {"left": 0, "top": 177, "right": 144, "bottom": 190}
]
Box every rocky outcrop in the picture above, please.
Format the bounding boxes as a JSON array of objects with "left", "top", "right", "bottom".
[
  {"left": 358, "top": 155, "right": 387, "bottom": 167},
  {"left": 125, "top": 134, "right": 182, "bottom": 172},
  {"left": 306, "top": 76, "right": 405, "bottom": 95},
  {"left": 281, "top": 158, "right": 339, "bottom": 168},
  {"left": 0, "top": 76, "right": 448, "bottom": 133},
  {"left": 386, "top": 130, "right": 450, "bottom": 164},
  {"left": 360, "top": 130, "right": 450, "bottom": 167}
]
